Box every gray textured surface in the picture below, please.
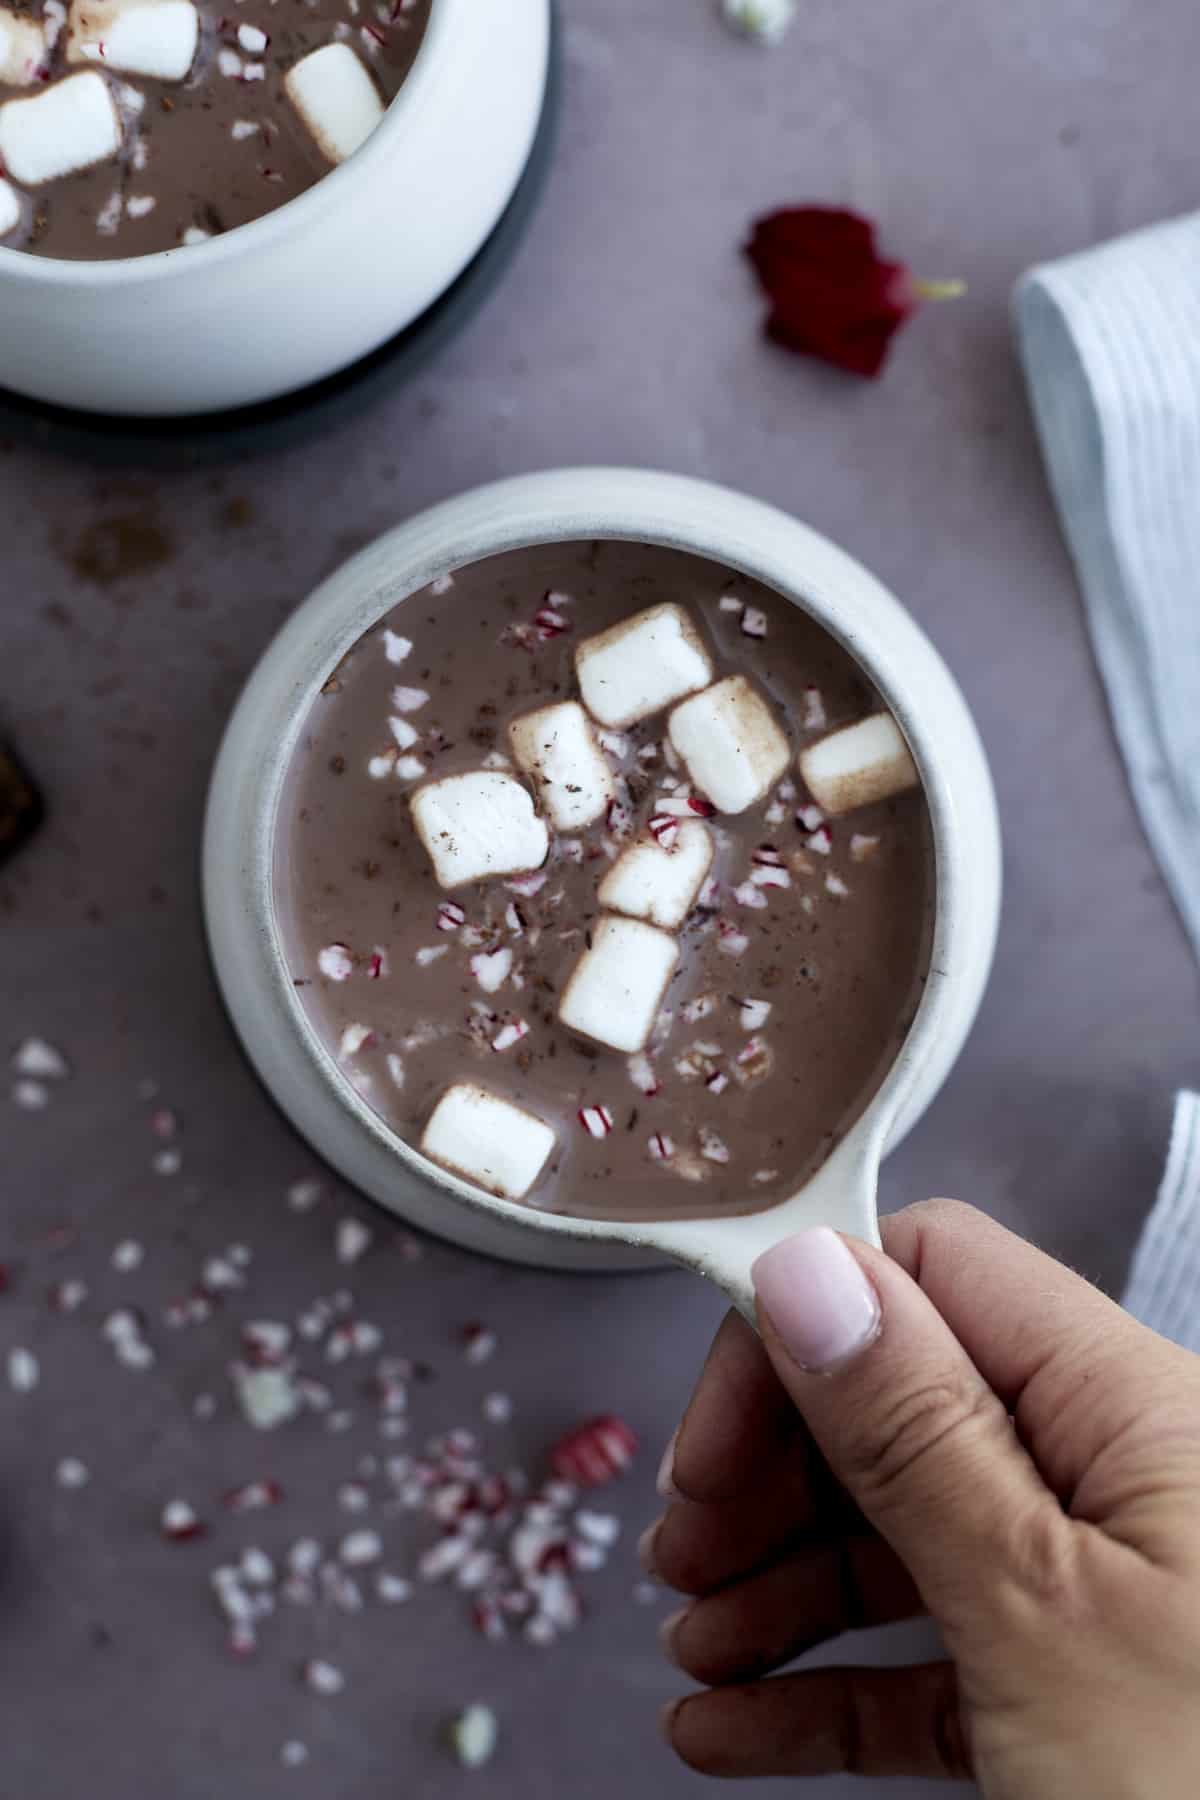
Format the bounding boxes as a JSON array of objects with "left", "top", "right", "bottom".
[{"left": 3, "top": 1, "right": 1200, "bottom": 1794}]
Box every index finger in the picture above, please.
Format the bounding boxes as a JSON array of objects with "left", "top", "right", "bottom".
[
  {"left": 668, "top": 1308, "right": 845, "bottom": 1521},
  {"left": 667, "top": 1310, "right": 799, "bottom": 1503}
]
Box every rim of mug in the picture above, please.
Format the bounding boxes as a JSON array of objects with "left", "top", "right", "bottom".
[
  {"left": 0, "top": 0, "right": 461, "bottom": 283},
  {"left": 234, "top": 470, "right": 979, "bottom": 1253}
]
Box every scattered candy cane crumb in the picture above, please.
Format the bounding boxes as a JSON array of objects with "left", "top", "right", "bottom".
[
  {"left": 448, "top": 1703, "right": 499, "bottom": 1769},
  {"left": 7, "top": 1346, "right": 39, "bottom": 1392}
]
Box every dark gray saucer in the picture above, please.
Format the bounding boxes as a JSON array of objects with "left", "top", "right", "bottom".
[{"left": 0, "top": 9, "right": 559, "bottom": 468}]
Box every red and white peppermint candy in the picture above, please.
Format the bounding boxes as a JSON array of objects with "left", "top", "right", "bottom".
[
  {"left": 550, "top": 1415, "right": 638, "bottom": 1487},
  {"left": 647, "top": 813, "right": 679, "bottom": 849},
  {"left": 716, "top": 918, "right": 750, "bottom": 957},
  {"left": 504, "top": 870, "right": 547, "bottom": 898},
  {"left": 223, "top": 1478, "right": 283, "bottom": 1512},
  {"left": 534, "top": 603, "right": 572, "bottom": 639},
  {"left": 491, "top": 1018, "right": 530, "bottom": 1053},
  {"left": 577, "top": 1105, "right": 614, "bottom": 1139},
  {"left": 626, "top": 1053, "right": 660, "bottom": 1096},
  {"left": 436, "top": 901, "right": 466, "bottom": 932},
  {"left": 647, "top": 1132, "right": 675, "bottom": 1162},
  {"left": 317, "top": 942, "right": 354, "bottom": 981},
  {"left": 161, "top": 1498, "right": 205, "bottom": 1540}
]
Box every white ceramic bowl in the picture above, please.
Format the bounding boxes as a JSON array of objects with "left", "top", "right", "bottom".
[
  {"left": 0, "top": 0, "right": 550, "bottom": 416},
  {"left": 203, "top": 469, "right": 1002, "bottom": 1291}
]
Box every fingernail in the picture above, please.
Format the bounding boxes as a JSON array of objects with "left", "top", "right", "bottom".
[
  {"left": 658, "top": 1699, "right": 681, "bottom": 1745},
  {"left": 658, "top": 1607, "right": 689, "bottom": 1669},
  {"left": 656, "top": 1426, "right": 680, "bottom": 1498},
  {"left": 752, "top": 1227, "right": 880, "bottom": 1373},
  {"left": 637, "top": 1518, "right": 662, "bottom": 1577}
]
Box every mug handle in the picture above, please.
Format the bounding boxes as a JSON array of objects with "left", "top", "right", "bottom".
[{"left": 645, "top": 1124, "right": 884, "bottom": 1324}]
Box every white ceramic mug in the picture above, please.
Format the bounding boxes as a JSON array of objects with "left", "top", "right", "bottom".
[
  {"left": 0, "top": 0, "right": 549, "bottom": 416},
  {"left": 203, "top": 468, "right": 1002, "bottom": 1311}
]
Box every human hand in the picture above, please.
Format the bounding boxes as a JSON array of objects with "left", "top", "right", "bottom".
[{"left": 647, "top": 1200, "right": 1200, "bottom": 1794}]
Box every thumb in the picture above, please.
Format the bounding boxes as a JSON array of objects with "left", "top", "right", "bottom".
[{"left": 752, "top": 1226, "right": 1058, "bottom": 1622}]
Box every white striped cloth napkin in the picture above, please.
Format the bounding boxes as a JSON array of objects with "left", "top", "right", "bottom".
[
  {"left": 1015, "top": 213, "right": 1200, "bottom": 967},
  {"left": 1014, "top": 220, "right": 1200, "bottom": 1345}
]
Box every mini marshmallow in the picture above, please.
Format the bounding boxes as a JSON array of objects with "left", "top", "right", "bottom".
[
  {"left": 575, "top": 603, "right": 714, "bottom": 729},
  {"left": 410, "top": 770, "right": 549, "bottom": 891},
  {"left": 284, "top": 43, "right": 384, "bottom": 165},
  {"left": 0, "top": 71, "right": 121, "bottom": 186},
  {"left": 558, "top": 916, "right": 679, "bottom": 1055},
  {"left": 0, "top": 8, "right": 45, "bottom": 84},
  {"left": 798, "top": 713, "right": 919, "bottom": 816},
  {"left": 597, "top": 819, "right": 713, "bottom": 931},
  {"left": 0, "top": 178, "right": 19, "bottom": 238},
  {"left": 421, "top": 1083, "right": 556, "bottom": 1202},
  {"left": 507, "top": 700, "right": 614, "bottom": 833},
  {"left": 668, "top": 676, "right": 790, "bottom": 815},
  {"left": 67, "top": 0, "right": 199, "bottom": 81}
]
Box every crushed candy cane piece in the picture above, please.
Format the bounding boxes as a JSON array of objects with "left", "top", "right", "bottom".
[
  {"left": 740, "top": 605, "right": 768, "bottom": 638},
  {"left": 12, "top": 1037, "right": 69, "bottom": 1079},
  {"left": 577, "top": 1105, "right": 613, "bottom": 1139},
  {"left": 490, "top": 1018, "right": 529, "bottom": 1053},
  {"left": 280, "top": 1742, "right": 309, "bottom": 1768},
  {"left": 335, "top": 1218, "right": 372, "bottom": 1265},
  {"left": 626, "top": 1052, "right": 660, "bottom": 1096},
  {"left": 550, "top": 1415, "right": 637, "bottom": 1487},
  {"left": 231, "top": 1362, "right": 300, "bottom": 1431},
  {"left": 339, "top": 1528, "right": 382, "bottom": 1565},
  {"left": 376, "top": 1571, "right": 412, "bottom": 1603},
  {"left": 111, "top": 1239, "right": 144, "bottom": 1272},
  {"left": 7, "top": 1346, "right": 38, "bottom": 1391},
  {"left": 56, "top": 1456, "right": 90, "bottom": 1489},
  {"left": 436, "top": 901, "right": 466, "bottom": 932},
  {"left": 391, "top": 684, "right": 429, "bottom": 713},
  {"left": 802, "top": 687, "right": 827, "bottom": 730},
  {"left": 738, "top": 998, "right": 772, "bottom": 1031},
  {"left": 303, "top": 1658, "right": 345, "bottom": 1695},
  {"left": 448, "top": 1703, "right": 498, "bottom": 1769},
  {"left": 383, "top": 629, "right": 412, "bottom": 663},
  {"left": 647, "top": 1132, "right": 674, "bottom": 1162},
  {"left": 717, "top": 918, "right": 750, "bottom": 957},
  {"left": 469, "top": 946, "right": 512, "bottom": 994},
  {"left": 462, "top": 1324, "right": 497, "bottom": 1365},
  {"left": 699, "top": 1127, "right": 731, "bottom": 1165},
  {"left": 223, "top": 1483, "right": 284, "bottom": 1512},
  {"left": 317, "top": 942, "right": 354, "bottom": 981},
  {"left": 161, "top": 1498, "right": 204, "bottom": 1540},
  {"left": 12, "top": 1079, "right": 49, "bottom": 1110}
]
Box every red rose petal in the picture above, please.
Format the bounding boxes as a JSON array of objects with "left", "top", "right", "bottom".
[{"left": 745, "top": 206, "right": 918, "bottom": 379}]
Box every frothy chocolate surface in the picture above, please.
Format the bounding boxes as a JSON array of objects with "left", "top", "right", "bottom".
[
  {"left": 274, "top": 542, "right": 934, "bottom": 1222},
  {"left": 0, "top": 0, "right": 430, "bottom": 258}
]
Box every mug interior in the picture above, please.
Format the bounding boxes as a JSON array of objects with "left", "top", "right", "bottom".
[
  {"left": 0, "top": 0, "right": 454, "bottom": 283},
  {"left": 260, "top": 527, "right": 956, "bottom": 1247}
]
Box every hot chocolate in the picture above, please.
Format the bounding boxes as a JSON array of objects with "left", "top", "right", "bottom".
[
  {"left": 274, "top": 541, "right": 934, "bottom": 1222},
  {"left": 0, "top": 0, "right": 430, "bottom": 257}
]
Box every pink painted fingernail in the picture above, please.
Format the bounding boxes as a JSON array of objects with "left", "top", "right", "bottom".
[
  {"left": 656, "top": 1426, "right": 680, "bottom": 1498},
  {"left": 752, "top": 1228, "right": 880, "bottom": 1373}
]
